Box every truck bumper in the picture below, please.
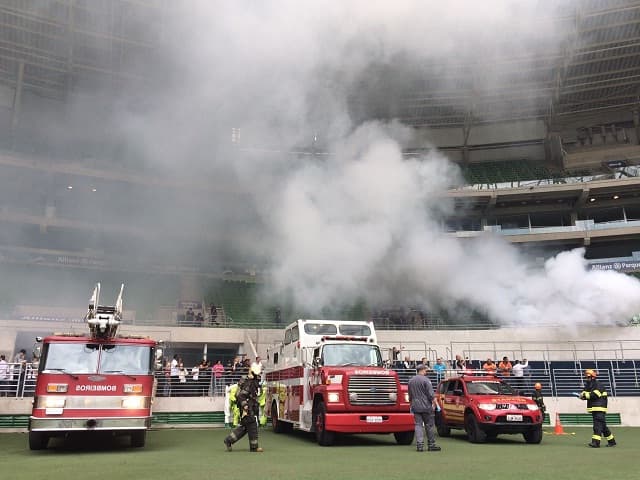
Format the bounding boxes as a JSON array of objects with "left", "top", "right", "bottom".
[
  {"left": 325, "top": 413, "right": 414, "bottom": 433},
  {"left": 29, "top": 416, "right": 151, "bottom": 431}
]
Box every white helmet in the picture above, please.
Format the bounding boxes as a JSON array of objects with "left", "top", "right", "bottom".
[{"left": 250, "top": 362, "right": 262, "bottom": 376}]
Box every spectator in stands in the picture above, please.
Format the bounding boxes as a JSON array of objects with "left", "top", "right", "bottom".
[
  {"left": 401, "top": 356, "right": 414, "bottom": 370},
  {"left": 178, "top": 360, "right": 189, "bottom": 396},
  {"left": 498, "top": 356, "right": 512, "bottom": 378},
  {"left": 433, "top": 357, "right": 447, "bottom": 382},
  {"left": 162, "top": 358, "right": 171, "bottom": 397},
  {"left": 170, "top": 354, "right": 180, "bottom": 396},
  {"left": 210, "top": 304, "right": 219, "bottom": 325},
  {"left": 212, "top": 360, "right": 225, "bottom": 394},
  {"left": 482, "top": 358, "right": 497, "bottom": 375},
  {"left": 391, "top": 346, "right": 400, "bottom": 363},
  {"left": 195, "top": 311, "right": 204, "bottom": 327},
  {"left": 196, "top": 359, "right": 210, "bottom": 396},
  {"left": 511, "top": 359, "right": 527, "bottom": 391},
  {"left": 0, "top": 355, "right": 9, "bottom": 396},
  {"left": 13, "top": 349, "right": 27, "bottom": 396},
  {"left": 185, "top": 307, "right": 195, "bottom": 326},
  {"left": 522, "top": 358, "right": 532, "bottom": 388},
  {"left": 274, "top": 307, "right": 282, "bottom": 325}
]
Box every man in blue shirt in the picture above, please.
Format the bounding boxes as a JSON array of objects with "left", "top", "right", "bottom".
[
  {"left": 408, "top": 364, "right": 441, "bottom": 452},
  {"left": 433, "top": 357, "right": 447, "bottom": 382}
]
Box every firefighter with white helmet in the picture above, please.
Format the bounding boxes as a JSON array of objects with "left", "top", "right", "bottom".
[
  {"left": 224, "top": 362, "right": 264, "bottom": 452},
  {"left": 579, "top": 369, "right": 616, "bottom": 448}
]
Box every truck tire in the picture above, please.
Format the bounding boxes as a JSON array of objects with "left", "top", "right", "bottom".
[
  {"left": 393, "top": 431, "right": 414, "bottom": 445},
  {"left": 464, "top": 413, "right": 486, "bottom": 444},
  {"left": 131, "top": 430, "right": 146, "bottom": 448},
  {"left": 523, "top": 425, "right": 543, "bottom": 444},
  {"left": 435, "top": 411, "right": 450, "bottom": 437},
  {"left": 271, "top": 401, "right": 289, "bottom": 433},
  {"left": 29, "top": 431, "right": 49, "bottom": 450},
  {"left": 314, "top": 401, "right": 335, "bottom": 446}
]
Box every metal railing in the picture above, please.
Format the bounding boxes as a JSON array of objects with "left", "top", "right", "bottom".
[{"left": 3, "top": 364, "right": 640, "bottom": 399}]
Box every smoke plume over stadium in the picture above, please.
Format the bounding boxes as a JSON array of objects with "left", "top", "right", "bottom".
[{"left": 7, "top": 0, "right": 640, "bottom": 326}]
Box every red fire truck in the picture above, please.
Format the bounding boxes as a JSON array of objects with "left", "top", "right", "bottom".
[
  {"left": 28, "top": 283, "right": 160, "bottom": 450},
  {"left": 264, "top": 319, "right": 414, "bottom": 446}
]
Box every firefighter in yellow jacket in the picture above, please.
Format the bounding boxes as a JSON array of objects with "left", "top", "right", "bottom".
[
  {"left": 224, "top": 363, "right": 265, "bottom": 452},
  {"left": 579, "top": 369, "right": 616, "bottom": 448}
]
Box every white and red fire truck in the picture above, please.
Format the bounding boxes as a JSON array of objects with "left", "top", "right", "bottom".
[
  {"left": 264, "top": 319, "right": 414, "bottom": 446},
  {"left": 28, "top": 283, "right": 160, "bottom": 450}
]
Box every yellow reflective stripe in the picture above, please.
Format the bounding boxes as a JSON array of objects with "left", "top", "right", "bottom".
[
  {"left": 605, "top": 434, "right": 614, "bottom": 441},
  {"left": 583, "top": 392, "right": 591, "bottom": 399},
  {"left": 592, "top": 390, "right": 603, "bottom": 397},
  {"left": 592, "top": 434, "right": 601, "bottom": 440},
  {"left": 590, "top": 407, "right": 607, "bottom": 412}
]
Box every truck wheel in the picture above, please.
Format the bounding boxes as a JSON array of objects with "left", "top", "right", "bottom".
[
  {"left": 464, "top": 414, "right": 486, "bottom": 444},
  {"left": 523, "top": 425, "right": 543, "bottom": 444},
  {"left": 131, "top": 430, "right": 146, "bottom": 448},
  {"left": 271, "top": 401, "right": 286, "bottom": 433},
  {"left": 314, "top": 401, "right": 335, "bottom": 446},
  {"left": 436, "top": 423, "right": 451, "bottom": 437},
  {"left": 393, "top": 431, "right": 414, "bottom": 445},
  {"left": 29, "top": 431, "right": 49, "bottom": 450},
  {"left": 435, "top": 411, "right": 450, "bottom": 437}
]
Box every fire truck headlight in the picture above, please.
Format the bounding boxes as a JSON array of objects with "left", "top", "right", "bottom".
[
  {"left": 123, "top": 384, "right": 143, "bottom": 393},
  {"left": 40, "top": 396, "right": 66, "bottom": 408},
  {"left": 122, "top": 396, "right": 145, "bottom": 409},
  {"left": 404, "top": 392, "right": 410, "bottom": 402},
  {"left": 388, "top": 392, "right": 397, "bottom": 402},
  {"left": 46, "top": 383, "right": 68, "bottom": 393},
  {"left": 327, "top": 392, "right": 340, "bottom": 403}
]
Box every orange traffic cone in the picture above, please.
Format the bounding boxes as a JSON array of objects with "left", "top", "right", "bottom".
[{"left": 554, "top": 413, "right": 565, "bottom": 435}]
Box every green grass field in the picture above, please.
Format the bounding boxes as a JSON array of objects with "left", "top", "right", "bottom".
[{"left": 0, "top": 427, "right": 637, "bottom": 480}]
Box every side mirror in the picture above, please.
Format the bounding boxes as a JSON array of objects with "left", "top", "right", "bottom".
[{"left": 313, "top": 356, "right": 323, "bottom": 368}]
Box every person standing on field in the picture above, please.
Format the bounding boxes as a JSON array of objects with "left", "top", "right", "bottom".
[
  {"left": 224, "top": 363, "right": 264, "bottom": 452},
  {"left": 408, "top": 363, "right": 441, "bottom": 452},
  {"left": 579, "top": 369, "right": 616, "bottom": 448}
]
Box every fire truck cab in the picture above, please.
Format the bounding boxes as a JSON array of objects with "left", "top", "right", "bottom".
[
  {"left": 265, "top": 319, "right": 414, "bottom": 446},
  {"left": 28, "top": 283, "right": 159, "bottom": 450}
]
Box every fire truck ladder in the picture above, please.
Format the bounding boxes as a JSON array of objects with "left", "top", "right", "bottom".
[{"left": 86, "top": 283, "right": 124, "bottom": 339}]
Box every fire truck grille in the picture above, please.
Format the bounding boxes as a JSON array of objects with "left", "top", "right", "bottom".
[{"left": 348, "top": 376, "right": 397, "bottom": 405}]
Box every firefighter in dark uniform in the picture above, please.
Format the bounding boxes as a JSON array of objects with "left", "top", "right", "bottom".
[
  {"left": 224, "top": 362, "right": 264, "bottom": 452},
  {"left": 579, "top": 369, "right": 616, "bottom": 448},
  {"left": 531, "top": 383, "right": 546, "bottom": 416}
]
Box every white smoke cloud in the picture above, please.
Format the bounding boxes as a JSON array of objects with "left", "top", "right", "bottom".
[
  {"left": 141, "top": 0, "right": 640, "bottom": 326},
  {"left": 8, "top": 1, "right": 640, "bottom": 327}
]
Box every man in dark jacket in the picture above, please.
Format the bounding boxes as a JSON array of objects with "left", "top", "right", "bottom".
[
  {"left": 579, "top": 369, "right": 616, "bottom": 448},
  {"left": 408, "top": 364, "right": 441, "bottom": 452},
  {"left": 224, "top": 363, "right": 264, "bottom": 452}
]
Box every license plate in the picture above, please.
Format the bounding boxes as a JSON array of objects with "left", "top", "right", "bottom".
[
  {"left": 366, "top": 416, "right": 383, "bottom": 423},
  {"left": 45, "top": 408, "right": 63, "bottom": 415},
  {"left": 506, "top": 414, "right": 523, "bottom": 422}
]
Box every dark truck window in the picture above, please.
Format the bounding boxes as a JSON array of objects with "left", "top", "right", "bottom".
[
  {"left": 466, "top": 381, "right": 516, "bottom": 395},
  {"left": 338, "top": 324, "right": 371, "bottom": 336},
  {"left": 304, "top": 323, "right": 338, "bottom": 335}
]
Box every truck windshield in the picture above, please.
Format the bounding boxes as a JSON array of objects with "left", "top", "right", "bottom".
[
  {"left": 41, "top": 343, "right": 152, "bottom": 375},
  {"left": 101, "top": 344, "right": 152, "bottom": 375},
  {"left": 322, "top": 344, "right": 381, "bottom": 366}
]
